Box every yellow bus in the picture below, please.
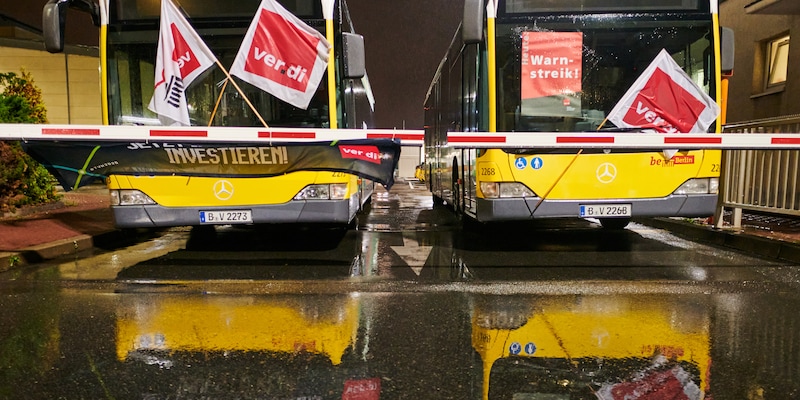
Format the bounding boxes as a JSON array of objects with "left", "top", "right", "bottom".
[
  {"left": 43, "top": 0, "right": 376, "bottom": 228},
  {"left": 471, "top": 294, "right": 711, "bottom": 399},
  {"left": 115, "top": 295, "right": 375, "bottom": 398},
  {"left": 424, "top": 0, "right": 733, "bottom": 229},
  {"left": 116, "top": 295, "right": 359, "bottom": 365}
]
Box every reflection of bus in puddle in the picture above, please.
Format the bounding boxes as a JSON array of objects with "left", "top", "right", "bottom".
[
  {"left": 116, "top": 294, "right": 379, "bottom": 399},
  {"left": 472, "top": 295, "right": 710, "bottom": 400}
]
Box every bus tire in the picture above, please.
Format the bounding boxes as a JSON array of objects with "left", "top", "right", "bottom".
[{"left": 599, "top": 217, "right": 630, "bottom": 230}]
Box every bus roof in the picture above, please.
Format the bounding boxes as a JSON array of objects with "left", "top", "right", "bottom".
[{"left": 112, "top": 0, "right": 323, "bottom": 21}]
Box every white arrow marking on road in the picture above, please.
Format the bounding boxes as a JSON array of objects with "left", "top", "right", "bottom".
[{"left": 390, "top": 236, "right": 433, "bottom": 276}]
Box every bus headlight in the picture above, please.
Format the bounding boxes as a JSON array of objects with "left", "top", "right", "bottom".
[
  {"left": 330, "top": 183, "right": 348, "bottom": 199},
  {"left": 674, "top": 178, "right": 718, "bottom": 195},
  {"left": 294, "top": 184, "right": 348, "bottom": 200},
  {"left": 110, "top": 189, "right": 156, "bottom": 206},
  {"left": 480, "top": 182, "right": 536, "bottom": 198},
  {"left": 709, "top": 177, "right": 719, "bottom": 194}
]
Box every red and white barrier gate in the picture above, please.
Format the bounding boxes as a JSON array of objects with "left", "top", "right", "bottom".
[
  {"left": 4, "top": 124, "right": 800, "bottom": 150},
  {"left": 0, "top": 124, "right": 425, "bottom": 146},
  {"left": 445, "top": 131, "right": 800, "bottom": 149}
]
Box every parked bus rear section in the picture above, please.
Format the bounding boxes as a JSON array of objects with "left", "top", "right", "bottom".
[
  {"left": 43, "top": 0, "right": 376, "bottom": 228},
  {"left": 423, "top": 0, "right": 734, "bottom": 229}
]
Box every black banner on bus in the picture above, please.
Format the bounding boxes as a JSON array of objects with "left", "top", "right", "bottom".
[{"left": 22, "top": 139, "right": 401, "bottom": 190}]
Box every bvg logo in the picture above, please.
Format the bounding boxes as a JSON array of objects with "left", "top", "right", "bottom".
[
  {"left": 595, "top": 162, "right": 617, "bottom": 184},
  {"left": 213, "top": 180, "right": 234, "bottom": 201}
]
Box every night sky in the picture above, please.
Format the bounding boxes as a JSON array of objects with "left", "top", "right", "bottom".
[
  {"left": 6, "top": 0, "right": 464, "bottom": 130},
  {"left": 346, "top": 0, "right": 463, "bottom": 129}
]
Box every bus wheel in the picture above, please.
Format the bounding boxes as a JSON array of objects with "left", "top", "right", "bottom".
[{"left": 599, "top": 217, "right": 630, "bottom": 230}]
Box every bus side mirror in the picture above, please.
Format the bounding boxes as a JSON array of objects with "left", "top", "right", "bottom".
[
  {"left": 721, "top": 27, "right": 734, "bottom": 76},
  {"left": 342, "top": 32, "right": 366, "bottom": 79},
  {"left": 43, "top": 0, "right": 69, "bottom": 53},
  {"left": 43, "top": 0, "right": 101, "bottom": 53},
  {"left": 463, "top": 0, "right": 484, "bottom": 44}
]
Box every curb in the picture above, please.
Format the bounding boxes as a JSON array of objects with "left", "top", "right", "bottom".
[
  {"left": 0, "top": 229, "right": 123, "bottom": 272},
  {"left": 1, "top": 199, "right": 68, "bottom": 220},
  {"left": 636, "top": 217, "right": 800, "bottom": 264}
]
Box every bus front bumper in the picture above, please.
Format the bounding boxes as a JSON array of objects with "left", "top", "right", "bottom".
[
  {"left": 111, "top": 199, "right": 358, "bottom": 228},
  {"left": 474, "top": 194, "right": 717, "bottom": 222}
]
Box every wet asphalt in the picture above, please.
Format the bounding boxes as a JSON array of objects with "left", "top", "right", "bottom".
[{"left": 2, "top": 181, "right": 800, "bottom": 399}]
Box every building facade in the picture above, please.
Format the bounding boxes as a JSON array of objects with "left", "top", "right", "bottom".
[
  {"left": 0, "top": 17, "right": 101, "bottom": 125},
  {"left": 720, "top": 0, "right": 800, "bottom": 122}
]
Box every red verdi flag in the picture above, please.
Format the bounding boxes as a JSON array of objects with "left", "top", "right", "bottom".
[
  {"left": 606, "top": 49, "right": 720, "bottom": 133},
  {"left": 147, "top": 0, "right": 217, "bottom": 126},
  {"left": 229, "top": 0, "right": 331, "bottom": 109}
]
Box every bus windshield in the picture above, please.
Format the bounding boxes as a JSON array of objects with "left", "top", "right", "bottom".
[
  {"left": 495, "top": 14, "right": 713, "bottom": 132},
  {"left": 106, "top": 0, "right": 332, "bottom": 127}
]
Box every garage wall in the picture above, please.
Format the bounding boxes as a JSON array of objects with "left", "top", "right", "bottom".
[{"left": 0, "top": 41, "right": 101, "bottom": 125}]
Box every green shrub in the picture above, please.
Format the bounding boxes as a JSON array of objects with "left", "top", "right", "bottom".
[
  {"left": 0, "top": 94, "right": 35, "bottom": 123},
  {"left": 0, "top": 70, "right": 59, "bottom": 212}
]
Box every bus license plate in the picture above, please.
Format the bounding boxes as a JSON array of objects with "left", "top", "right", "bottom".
[
  {"left": 579, "top": 204, "right": 632, "bottom": 218},
  {"left": 199, "top": 210, "right": 253, "bottom": 224}
]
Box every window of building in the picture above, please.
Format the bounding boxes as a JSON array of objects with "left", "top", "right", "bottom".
[{"left": 766, "top": 34, "right": 790, "bottom": 88}]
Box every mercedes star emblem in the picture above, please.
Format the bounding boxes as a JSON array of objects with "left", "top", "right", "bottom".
[
  {"left": 213, "top": 180, "right": 234, "bottom": 200},
  {"left": 595, "top": 162, "right": 617, "bottom": 184}
]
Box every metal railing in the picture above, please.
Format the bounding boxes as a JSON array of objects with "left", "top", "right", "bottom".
[{"left": 715, "top": 115, "right": 800, "bottom": 229}]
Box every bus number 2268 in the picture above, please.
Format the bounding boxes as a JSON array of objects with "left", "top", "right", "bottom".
[{"left": 580, "top": 204, "right": 632, "bottom": 217}]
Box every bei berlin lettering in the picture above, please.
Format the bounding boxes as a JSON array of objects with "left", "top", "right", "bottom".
[{"left": 650, "top": 155, "right": 695, "bottom": 166}]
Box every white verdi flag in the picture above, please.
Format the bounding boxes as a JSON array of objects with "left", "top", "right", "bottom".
[
  {"left": 147, "top": 0, "right": 217, "bottom": 126},
  {"left": 229, "top": 0, "right": 331, "bottom": 109},
  {"left": 606, "top": 49, "right": 720, "bottom": 134}
]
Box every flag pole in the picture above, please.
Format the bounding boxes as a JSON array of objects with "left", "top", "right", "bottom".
[
  {"left": 596, "top": 117, "right": 609, "bottom": 131},
  {"left": 213, "top": 60, "right": 269, "bottom": 128},
  {"left": 208, "top": 78, "right": 229, "bottom": 126},
  {"left": 530, "top": 149, "right": 583, "bottom": 215}
]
